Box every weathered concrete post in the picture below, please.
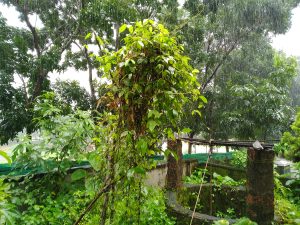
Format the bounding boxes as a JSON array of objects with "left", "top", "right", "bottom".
[
  {"left": 246, "top": 143, "right": 275, "bottom": 225},
  {"left": 166, "top": 139, "right": 183, "bottom": 190}
]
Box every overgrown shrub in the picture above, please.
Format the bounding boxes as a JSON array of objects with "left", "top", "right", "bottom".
[
  {"left": 0, "top": 178, "right": 18, "bottom": 225},
  {"left": 280, "top": 110, "right": 300, "bottom": 161},
  {"left": 230, "top": 150, "right": 247, "bottom": 169}
]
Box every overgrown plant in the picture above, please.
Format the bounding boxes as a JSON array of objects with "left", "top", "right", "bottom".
[
  {"left": 9, "top": 173, "right": 96, "bottom": 225},
  {"left": 280, "top": 110, "right": 300, "bottom": 161},
  {"left": 212, "top": 173, "right": 245, "bottom": 187},
  {"left": 84, "top": 19, "right": 205, "bottom": 224},
  {"left": 230, "top": 149, "right": 247, "bottom": 169},
  {"left": 184, "top": 168, "right": 208, "bottom": 184},
  {"left": 274, "top": 170, "right": 300, "bottom": 224},
  {"left": 12, "top": 92, "right": 95, "bottom": 173},
  {"left": 0, "top": 154, "right": 18, "bottom": 225},
  {"left": 0, "top": 178, "right": 18, "bottom": 225}
]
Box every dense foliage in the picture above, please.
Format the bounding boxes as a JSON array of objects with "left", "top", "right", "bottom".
[
  {"left": 87, "top": 19, "right": 203, "bottom": 224},
  {"left": 12, "top": 92, "right": 95, "bottom": 173},
  {"left": 280, "top": 110, "right": 300, "bottom": 161},
  {"left": 0, "top": 0, "right": 300, "bottom": 224}
]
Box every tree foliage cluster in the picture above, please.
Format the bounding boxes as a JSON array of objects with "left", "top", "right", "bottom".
[
  {"left": 178, "top": 0, "right": 299, "bottom": 140},
  {"left": 0, "top": 0, "right": 299, "bottom": 143},
  {"left": 4, "top": 19, "right": 203, "bottom": 224},
  {"left": 0, "top": 0, "right": 300, "bottom": 224}
]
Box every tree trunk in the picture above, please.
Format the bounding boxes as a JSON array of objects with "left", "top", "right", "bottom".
[
  {"left": 100, "top": 194, "right": 109, "bottom": 225},
  {"left": 166, "top": 139, "right": 183, "bottom": 190},
  {"left": 84, "top": 47, "right": 97, "bottom": 108}
]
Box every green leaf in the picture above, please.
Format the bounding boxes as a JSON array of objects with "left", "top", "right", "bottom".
[
  {"left": 213, "top": 220, "right": 230, "bottom": 225},
  {"left": 85, "top": 33, "right": 92, "bottom": 40},
  {"left": 136, "top": 138, "right": 148, "bottom": 154},
  {"left": 167, "top": 129, "right": 175, "bottom": 140},
  {"left": 172, "top": 109, "right": 178, "bottom": 117},
  {"left": 192, "top": 69, "right": 200, "bottom": 74},
  {"left": 192, "top": 109, "right": 202, "bottom": 117},
  {"left": 199, "top": 95, "right": 207, "bottom": 104},
  {"left": 148, "top": 110, "right": 160, "bottom": 119},
  {"left": 87, "top": 152, "right": 102, "bottom": 171},
  {"left": 133, "top": 166, "right": 146, "bottom": 175},
  {"left": 71, "top": 169, "right": 87, "bottom": 181},
  {"left": 96, "top": 36, "right": 104, "bottom": 45},
  {"left": 147, "top": 120, "right": 158, "bottom": 131},
  {"left": 0, "top": 150, "right": 11, "bottom": 164},
  {"left": 182, "top": 128, "right": 192, "bottom": 134},
  {"left": 121, "top": 131, "right": 129, "bottom": 138},
  {"left": 119, "top": 24, "right": 127, "bottom": 33},
  {"left": 128, "top": 25, "right": 134, "bottom": 33},
  {"left": 164, "top": 149, "right": 178, "bottom": 161}
]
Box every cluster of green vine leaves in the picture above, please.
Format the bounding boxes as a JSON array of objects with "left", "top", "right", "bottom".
[
  {"left": 91, "top": 19, "right": 205, "bottom": 173},
  {"left": 81, "top": 19, "right": 206, "bottom": 223}
]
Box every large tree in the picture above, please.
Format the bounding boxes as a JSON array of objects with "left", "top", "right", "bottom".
[
  {"left": 208, "top": 43, "right": 297, "bottom": 140},
  {"left": 177, "top": 0, "right": 299, "bottom": 140},
  {"left": 0, "top": 0, "right": 165, "bottom": 143}
]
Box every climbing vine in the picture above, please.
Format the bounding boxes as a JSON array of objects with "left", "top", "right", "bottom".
[{"left": 88, "top": 19, "right": 205, "bottom": 224}]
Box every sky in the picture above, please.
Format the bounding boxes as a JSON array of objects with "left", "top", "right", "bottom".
[
  {"left": 271, "top": 6, "right": 300, "bottom": 57},
  {"left": 0, "top": 3, "right": 300, "bottom": 91}
]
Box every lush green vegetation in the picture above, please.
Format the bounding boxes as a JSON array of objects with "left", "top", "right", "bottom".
[
  {"left": 0, "top": 0, "right": 300, "bottom": 224},
  {"left": 183, "top": 163, "right": 300, "bottom": 224},
  {"left": 279, "top": 111, "right": 300, "bottom": 161}
]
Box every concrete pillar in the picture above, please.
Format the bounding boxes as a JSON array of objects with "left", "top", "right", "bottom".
[
  {"left": 166, "top": 139, "right": 183, "bottom": 190},
  {"left": 246, "top": 146, "right": 275, "bottom": 225}
]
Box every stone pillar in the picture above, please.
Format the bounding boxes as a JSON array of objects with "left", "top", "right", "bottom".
[
  {"left": 166, "top": 139, "right": 183, "bottom": 190},
  {"left": 246, "top": 146, "right": 275, "bottom": 225}
]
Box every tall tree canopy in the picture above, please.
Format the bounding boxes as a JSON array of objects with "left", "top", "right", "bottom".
[
  {"left": 178, "top": 0, "right": 299, "bottom": 140},
  {"left": 0, "top": 0, "right": 168, "bottom": 143},
  {"left": 0, "top": 0, "right": 299, "bottom": 144}
]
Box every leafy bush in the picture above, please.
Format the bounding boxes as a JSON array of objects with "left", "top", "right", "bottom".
[
  {"left": 212, "top": 172, "right": 245, "bottom": 187},
  {"left": 215, "top": 208, "right": 236, "bottom": 219},
  {"left": 231, "top": 150, "right": 247, "bottom": 169},
  {"left": 275, "top": 197, "right": 300, "bottom": 225},
  {"left": 183, "top": 168, "right": 208, "bottom": 184},
  {"left": 12, "top": 92, "right": 95, "bottom": 174},
  {"left": 274, "top": 170, "right": 300, "bottom": 225},
  {"left": 111, "top": 186, "right": 175, "bottom": 225},
  {"left": 0, "top": 178, "right": 18, "bottom": 225},
  {"left": 280, "top": 110, "right": 300, "bottom": 161},
  {"left": 10, "top": 173, "right": 95, "bottom": 225},
  {"left": 285, "top": 162, "right": 300, "bottom": 204}
]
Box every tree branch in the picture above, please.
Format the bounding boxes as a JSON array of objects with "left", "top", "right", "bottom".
[
  {"left": 17, "top": 74, "right": 29, "bottom": 106},
  {"left": 73, "top": 176, "right": 124, "bottom": 225},
  {"left": 84, "top": 46, "right": 97, "bottom": 107},
  {"left": 201, "top": 40, "right": 238, "bottom": 92},
  {"left": 21, "top": 5, "right": 41, "bottom": 57}
]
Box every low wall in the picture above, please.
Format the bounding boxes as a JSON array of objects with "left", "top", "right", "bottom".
[
  {"left": 166, "top": 184, "right": 246, "bottom": 224},
  {"left": 166, "top": 190, "right": 238, "bottom": 225},
  {"left": 145, "top": 159, "right": 198, "bottom": 187}
]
